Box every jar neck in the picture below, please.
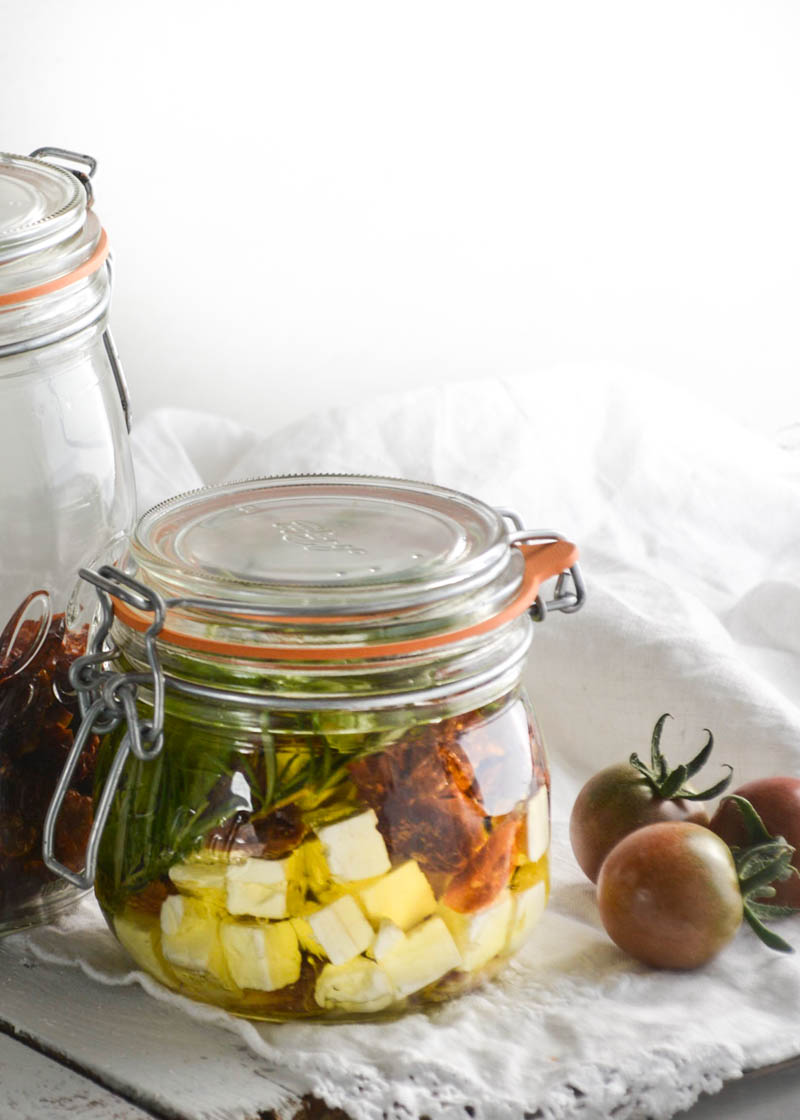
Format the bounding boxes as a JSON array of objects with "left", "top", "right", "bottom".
[
  {"left": 0, "top": 265, "right": 110, "bottom": 361},
  {"left": 113, "top": 612, "right": 533, "bottom": 726}
]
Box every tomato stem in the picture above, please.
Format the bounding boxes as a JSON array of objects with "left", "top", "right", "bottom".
[
  {"left": 743, "top": 907, "right": 794, "bottom": 954},
  {"left": 723, "top": 795, "right": 800, "bottom": 954},
  {"left": 629, "top": 715, "right": 733, "bottom": 803}
]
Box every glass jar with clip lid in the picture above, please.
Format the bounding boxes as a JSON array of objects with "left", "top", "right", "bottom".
[
  {"left": 44, "top": 475, "right": 584, "bottom": 1019},
  {"left": 0, "top": 147, "right": 135, "bottom": 933}
]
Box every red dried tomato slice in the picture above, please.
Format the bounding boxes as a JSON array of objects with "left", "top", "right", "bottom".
[{"left": 442, "top": 813, "right": 522, "bottom": 913}]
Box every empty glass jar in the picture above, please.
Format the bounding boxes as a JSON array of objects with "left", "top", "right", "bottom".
[
  {"left": 0, "top": 148, "right": 136, "bottom": 933},
  {"left": 46, "top": 476, "right": 583, "bottom": 1019}
]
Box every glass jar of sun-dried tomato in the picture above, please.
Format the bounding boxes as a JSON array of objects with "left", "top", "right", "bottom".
[
  {"left": 45, "top": 476, "right": 583, "bottom": 1019},
  {"left": 0, "top": 148, "right": 136, "bottom": 933}
]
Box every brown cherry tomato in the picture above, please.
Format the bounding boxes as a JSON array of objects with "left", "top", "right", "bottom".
[
  {"left": 570, "top": 763, "right": 709, "bottom": 883},
  {"left": 710, "top": 777, "right": 800, "bottom": 908},
  {"left": 596, "top": 821, "right": 743, "bottom": 969}
]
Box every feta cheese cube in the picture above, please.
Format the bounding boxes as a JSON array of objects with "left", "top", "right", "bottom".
[
  {"left": 225, "top": 856, "right": 292, "bottom": 919},
  {"left": 307, "top": 895, "right": 374, "bottom": 965},
  {"left": 358, "top": 860, "right": 437, "bottom": 931},
  {"left": 159, "top": 895, "right": 228, "bottom": 984},
  {"left": 115, "top": 911, "right": 177, "bottom": 989},
  {"left": 316, "top": 809, "right": 391, "bottom": 882},
  {"left": 168, "top": 861, "right": 228, "bottom": 910},
  {"left": 367, "top": 919, "right": 407, "bottom": 962},
  {"left": 439, "top": 890, "right": 513, "bottom": 971},
  {"left": 315, "top": 957, "right": 395, "bottom": 1013},
  {"left": 220, "top": 919, "right": 301, "bottom": 991},
  {"left": 507, "top": 881, "right": 547, "bottom": 954},
  {"left": 526, "top": 785, "right": 550, "bottom": 863},
  {"left": 380, "top": 916, "right": 462, "bottom": 998}
]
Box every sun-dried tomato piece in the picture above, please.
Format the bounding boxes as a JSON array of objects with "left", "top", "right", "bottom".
[
  {"left": 0, "top": 815, "right": 38, "bottom": 868},
  {"left": 348, "top": 701, "right": 539, "bottom": 908},
  {"left": 0, "top": 597, "right": 98, "bottom": 917},
  {"left": 253, "top": 803, "right": 309, "bottom": 857},
  {"left": 349, "top": 720, "right": 490, "bottom": 880},
  {"left": 442, "top": 813, "right": 523, "bottom": 913},
  {"left": 126, "top": 879, "right": 171, "bottom": 915},
  {"left": 206, "top": 800, "right": 309, "bottom": 860},
  {"left": 439, "top": 738, "right": 481, "bottom": 801},
  {"left": 54, "top": 789, "right": 93, "bottom": 874},
  {"left": 380, "top": 790, "right": 487, "bottom": 878}
]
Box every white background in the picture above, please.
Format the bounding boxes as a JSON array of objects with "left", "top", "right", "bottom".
[{"left": 2, "top": 0, "right": 799, "bottom": 436}]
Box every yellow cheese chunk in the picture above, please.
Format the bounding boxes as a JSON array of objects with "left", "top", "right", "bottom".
[
  {"left": 526, "top": 785, "right": 550, "bottom": 863},
  {"left": 220, "top": 919, "right": 301, "bottom": 991},
  {"left": 358, "top": 860, "right": 437, "bottom": 931},
  {"left": 115, "top": 911, "right": 177, "bottom": 989},
  {"left": 507, "top": 880, "right": 547, "bottom": 954},
  {"left": 439, "top": 890, "right": 513, "bottom": 971},
  {"left": 316, "top": 809, "right": 391, "bottom": 882},
  {"left": 380, "top": 916, "right": 462, "bottom": 998},
  {"left": 307, "top": 895, "right": 373, "bottom": 965}
]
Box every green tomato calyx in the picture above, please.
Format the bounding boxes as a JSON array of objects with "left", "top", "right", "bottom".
[
  {"left": 721, "top": 793, "right": 799, "bottom": 954},
  {"left": 629, "top": 713, "right": 733, "bottom": 803}
]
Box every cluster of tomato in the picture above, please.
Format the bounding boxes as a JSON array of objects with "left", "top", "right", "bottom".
[{"left": 569, "top": 714, "right": 800, "bottom": 969}]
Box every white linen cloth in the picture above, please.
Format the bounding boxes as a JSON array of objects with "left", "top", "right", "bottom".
[{"left": 19, "top": 365, "right": 800, "bottom": 1119}]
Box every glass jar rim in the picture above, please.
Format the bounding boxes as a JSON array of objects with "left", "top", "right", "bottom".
[
  {"left": 111, "top": 475, "right": 579, "bottom": 662},
  {"left": 0, "top": 151, "right": 111, "bottom": 358},
  {"left": 0, "top": 152, "right": 86, "bottom": 264}
]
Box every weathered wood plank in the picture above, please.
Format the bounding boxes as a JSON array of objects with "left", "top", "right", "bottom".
[
  {"left": 0, "top": 1032, "right": 154, "bottom": 1120},
  {"left": 683, "top": 1058, "right": 800, "bottom": 1120},
  {"left": 0, "top": 939, "right": 305, "bottom": 1120}
]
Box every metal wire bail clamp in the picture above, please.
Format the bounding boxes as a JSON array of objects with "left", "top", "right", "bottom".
[{"left": 42, "top": 567, "right": 169, "bottom": 890}]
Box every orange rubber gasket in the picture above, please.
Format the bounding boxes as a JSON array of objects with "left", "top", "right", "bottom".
[
  {"left": 0, "top": 228, "right": 109, "bottom": 308},
  {"left": 111, "top": 538, "right": 578, "bottom": 663}
]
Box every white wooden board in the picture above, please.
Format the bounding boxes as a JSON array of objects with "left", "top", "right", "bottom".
[
  {"left": 0, "top": 939, "right": 304, "bottom": 1120},
  {"left": 0, "top": 1032, "right": 152, "bottom": 1120}
]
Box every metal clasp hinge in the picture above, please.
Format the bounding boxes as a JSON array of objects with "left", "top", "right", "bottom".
[
  {"left": 29, "top": 146, "right": 97, "bottom": 206},
  {"left": 42, "top": 567, "right": 168, "bottom": 890},
  {"left": 498, "top": 508, "right": 586, "bottom": 623}
]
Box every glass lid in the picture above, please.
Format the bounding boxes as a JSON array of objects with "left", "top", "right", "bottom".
[
  {"left": 132, "top": 475, "right": 515, "bottom": 616},
  {"left": 0, "top": 153, "right": 86, "bottom": 263}
]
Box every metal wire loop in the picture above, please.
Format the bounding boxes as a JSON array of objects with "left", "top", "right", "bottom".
[
  {"left": 79, "top": 565, "right": 161, "bottom": 615},
  {"left": 42, "top": 696, "right": 107, "bottom": 888}
]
